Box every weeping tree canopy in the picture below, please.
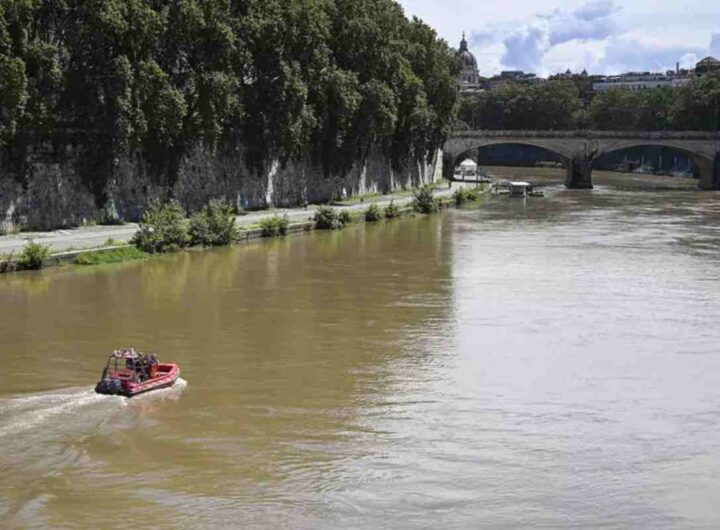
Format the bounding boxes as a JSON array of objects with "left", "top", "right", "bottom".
[{"left": 0, "top": 0, "right": 460, "bottom": 200}]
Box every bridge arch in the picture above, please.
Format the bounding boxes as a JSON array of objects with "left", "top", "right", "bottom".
[
  {"left": 444, "top": 139, "right": 575, "bottom": 183},
  {"left": 448, "top": 141, "right": 570, "bottom": 182},
  {"left": 593, "top": 141, "right": 717, "bottom": 188}
]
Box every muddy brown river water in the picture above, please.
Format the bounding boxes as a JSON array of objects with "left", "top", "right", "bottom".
[{"left": 2, "top": 173, "right": 720, "bottom": 529}]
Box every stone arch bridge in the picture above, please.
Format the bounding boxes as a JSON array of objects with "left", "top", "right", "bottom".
[{"left": 443, "top": 130, "right": 720, "bottom": 190}]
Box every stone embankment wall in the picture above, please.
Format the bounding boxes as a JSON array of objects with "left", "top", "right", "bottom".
[{"left": 0, "top": 145, "right": 443, "bottom": 233}]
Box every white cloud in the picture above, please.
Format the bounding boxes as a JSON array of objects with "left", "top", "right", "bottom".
[
  {"left": 710, "top": 31, "right": 720, "bottom": 57},
  {"left": 549, "top": 1, "right": 621, "bottom": 45},
  {"left": 398, "top": 0, "right": 720, "bottom": 75},
  {"left": 574, "top": 0, "right": 619, "bottom": 21},
  {"left": 544, "top": 40, "right": 606, "bottom": 74},
  {"left": 602, "top": 35, "right": 704, "bottom": 72},
  {"left": 499, "top": 0, "right": 622, "bottom": 74},
  {"left": 502, "top": 27, "right": 549, "bottom": 72}
]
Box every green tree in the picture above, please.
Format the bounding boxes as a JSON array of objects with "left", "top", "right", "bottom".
[
  {"left": 670, "top": 73, "right": 720, "bottom": 131},
  {"left": 637, "top": 88, "right": 674, "bottom": 130},
  {"left": 590, "top": 88, "right": 641, "bottom": 130},
  {"left": 1, "top": 0, "right": 460, "bottom": 227}
]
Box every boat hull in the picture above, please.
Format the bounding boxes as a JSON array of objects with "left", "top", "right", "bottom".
[{"left": 96, "top": 363, "right": 180, "bottom": 397}]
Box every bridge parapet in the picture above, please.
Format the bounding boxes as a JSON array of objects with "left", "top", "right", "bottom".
[{"left": 450, "top": 130, "right": 720, "bottom": 140}]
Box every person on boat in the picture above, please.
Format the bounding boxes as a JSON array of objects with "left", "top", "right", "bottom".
[
  {"left": 146, "top": 354, "right": 159, "bottom": 377},
  {"left": 139, "top": 354, "right": 152, "bottom": 381}
]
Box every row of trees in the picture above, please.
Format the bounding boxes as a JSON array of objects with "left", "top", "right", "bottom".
[
  {"left": 0, "top": 0, "right": 459, "bottom": 206},
  {"left": 457, "top": 74, "right": 720, "bottom": 131}
]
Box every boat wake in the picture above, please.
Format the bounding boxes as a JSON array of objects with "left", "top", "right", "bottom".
[
  {"left": 0, "top": 378, "right": 187, "bottom": 525},
  {"left": 0, "top": 378, "right": 187, "bottom": 444}
]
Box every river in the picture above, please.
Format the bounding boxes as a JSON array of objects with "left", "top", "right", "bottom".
[{"left": 2, "top": 173, "right": 720, "bottom": 529}]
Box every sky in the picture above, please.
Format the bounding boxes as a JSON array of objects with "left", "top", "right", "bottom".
[{"left": 397, "top": 0, "right": 720, "bottom": 77}]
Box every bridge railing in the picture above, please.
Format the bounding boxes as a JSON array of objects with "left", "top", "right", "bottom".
[{"left": 449, "top": 130, "right": 720, "bottom": 140}]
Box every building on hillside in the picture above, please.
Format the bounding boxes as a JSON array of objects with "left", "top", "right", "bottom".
[
  {"left": 487, "top": 70, "right": 542, "bottom": 89},
  {"left": 696, "top": 56, "right": 720, "bottom": 76},
  {"left": 457, "top": 33, "right": 484, "bottom": 94},
  {"left": 552, "top": 68, "right": 589, "bottom": 79},
  {"left": 592, "top": 71, "right": 691, "bottom": 93}
]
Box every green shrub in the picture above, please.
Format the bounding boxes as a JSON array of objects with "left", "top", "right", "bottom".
[
  {"left": 338, "top": 210, "right": 352, "bottom": 226},
  {"left": 314, "top": 206, "right": 342, "bottom": 230},
  {"left": 365, "top": 204, "right": 382, "bottom": 222},
  {"left": 18, "top": 241, "right": 51, "bottom": 270},
  {"left": 260, "top": 214, "right": 290, "bottom": 237},
  {"left": 189, "top": 200, "right": 238, "bottom": 247},
  {"left": 131, "top": 200, "right": 190, "bottom": 253},
  {"left": 74, "top": 246, "right": 148, "bottom": 265},
  {"left": 453, "top": 187, "right": 481, "bottom": 206},
  {"left": 412, "top": 187, "right": 439, "bottom": 214},
  {"left": 384, "top": 201, "right": 401, "bottom": 219}
]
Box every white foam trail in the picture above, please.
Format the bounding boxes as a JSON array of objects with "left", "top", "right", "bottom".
[
  {"left": 0, "top": 378, "right": 187, "bottom": 440},
  {"left": 0, "top": 388, "right": 125, "bottom": 439}
]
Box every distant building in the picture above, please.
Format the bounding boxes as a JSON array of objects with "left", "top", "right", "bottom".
[
  {"left": 593, "top": 71, "right": 691, "bottom": 93},
  {"left": 696, "top": 56, "right": 720, "bottom": 76},
  {"left": 486, "top": 70, "right": 541, "bottom": 89},
  {"left": 591, "top": 57, "right": 720, "bottom": 93},
  {"left": 457, "top": 33, "right": 483, "bottom": 94}
]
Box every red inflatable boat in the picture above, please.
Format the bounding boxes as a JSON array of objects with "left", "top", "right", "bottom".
[{"left": 95, "top": 349, "right": 180, "bottom": 397}]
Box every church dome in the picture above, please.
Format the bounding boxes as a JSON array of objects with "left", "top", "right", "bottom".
[{"left": 458, "top": 33, "right": 477, "bottom": 69}]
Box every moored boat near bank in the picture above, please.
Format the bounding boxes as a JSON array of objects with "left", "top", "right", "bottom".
[{"left": 492, "top": 180, "right": 544, "bottom": 198}]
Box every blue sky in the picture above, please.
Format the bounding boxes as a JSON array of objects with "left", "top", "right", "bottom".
[{"left": 397, "top": 0, "right": 720, "bottom": 76}]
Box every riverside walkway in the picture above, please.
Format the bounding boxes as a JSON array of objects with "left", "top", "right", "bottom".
[{"left": 0, "top": 184, "right": 463, "bottom": 255}]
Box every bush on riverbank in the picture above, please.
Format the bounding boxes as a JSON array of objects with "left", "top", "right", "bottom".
[
  {"left": 412, "top": 188, "right": 439, "bottom": 214},
  {"left": 384, "top": 201, "right": 401, "bottom": 219},
  {"left": 260, "top": 214, "right": 290, "bottom": 237},
  {"left": 453, "top": 187, "right": 482, "bottom": 206},
  {"left": 314, "top": 207, "right": 352, "bottom": 230},
  {"left": 131, "top": 200, "right": 190, "bottom": 253},
  {"left": 18, "top": 241, "right": 51, "bottom": 270},
  {"left": 338, "top": 210, "right": 352, "bottom": 226},
  {"left": 189, "top": 200, "right": 238, "bottom": 247},
  {"left": 365, "top": 204, "right": 382, "bottom": 222}
]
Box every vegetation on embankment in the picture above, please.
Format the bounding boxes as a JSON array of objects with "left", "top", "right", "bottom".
[
  {"left": 132, "top": 199, "right": 238, "bottom": 253},
  {"left": 412, "top": 188, "right": 440, "bottom": 214},
  {"left": 457, "top": 73, "right": 720, "bottom": 131},
  {"left": 74, "top": 246, "right": 149, "bottom": 266},
  {"left": 0, "top": 185, "right": 488, "bottom": 274},
  {"left": 129, "top": 186, "right": 480, "bottom": 249},
  {"left": 17, "top": 241, "right": 51, "bottom": 270},
  {"left": 260, "top": 215, "right": 290, "bottom": 238},
  {"left": 453, "top": 187, "right": 483, "bottom": 206},
  {"left": 314, "top": 207, "right": 353, "bottom": 230},
  {"left": 364, "top": 204, "right": 383, "bottom": 222}
]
